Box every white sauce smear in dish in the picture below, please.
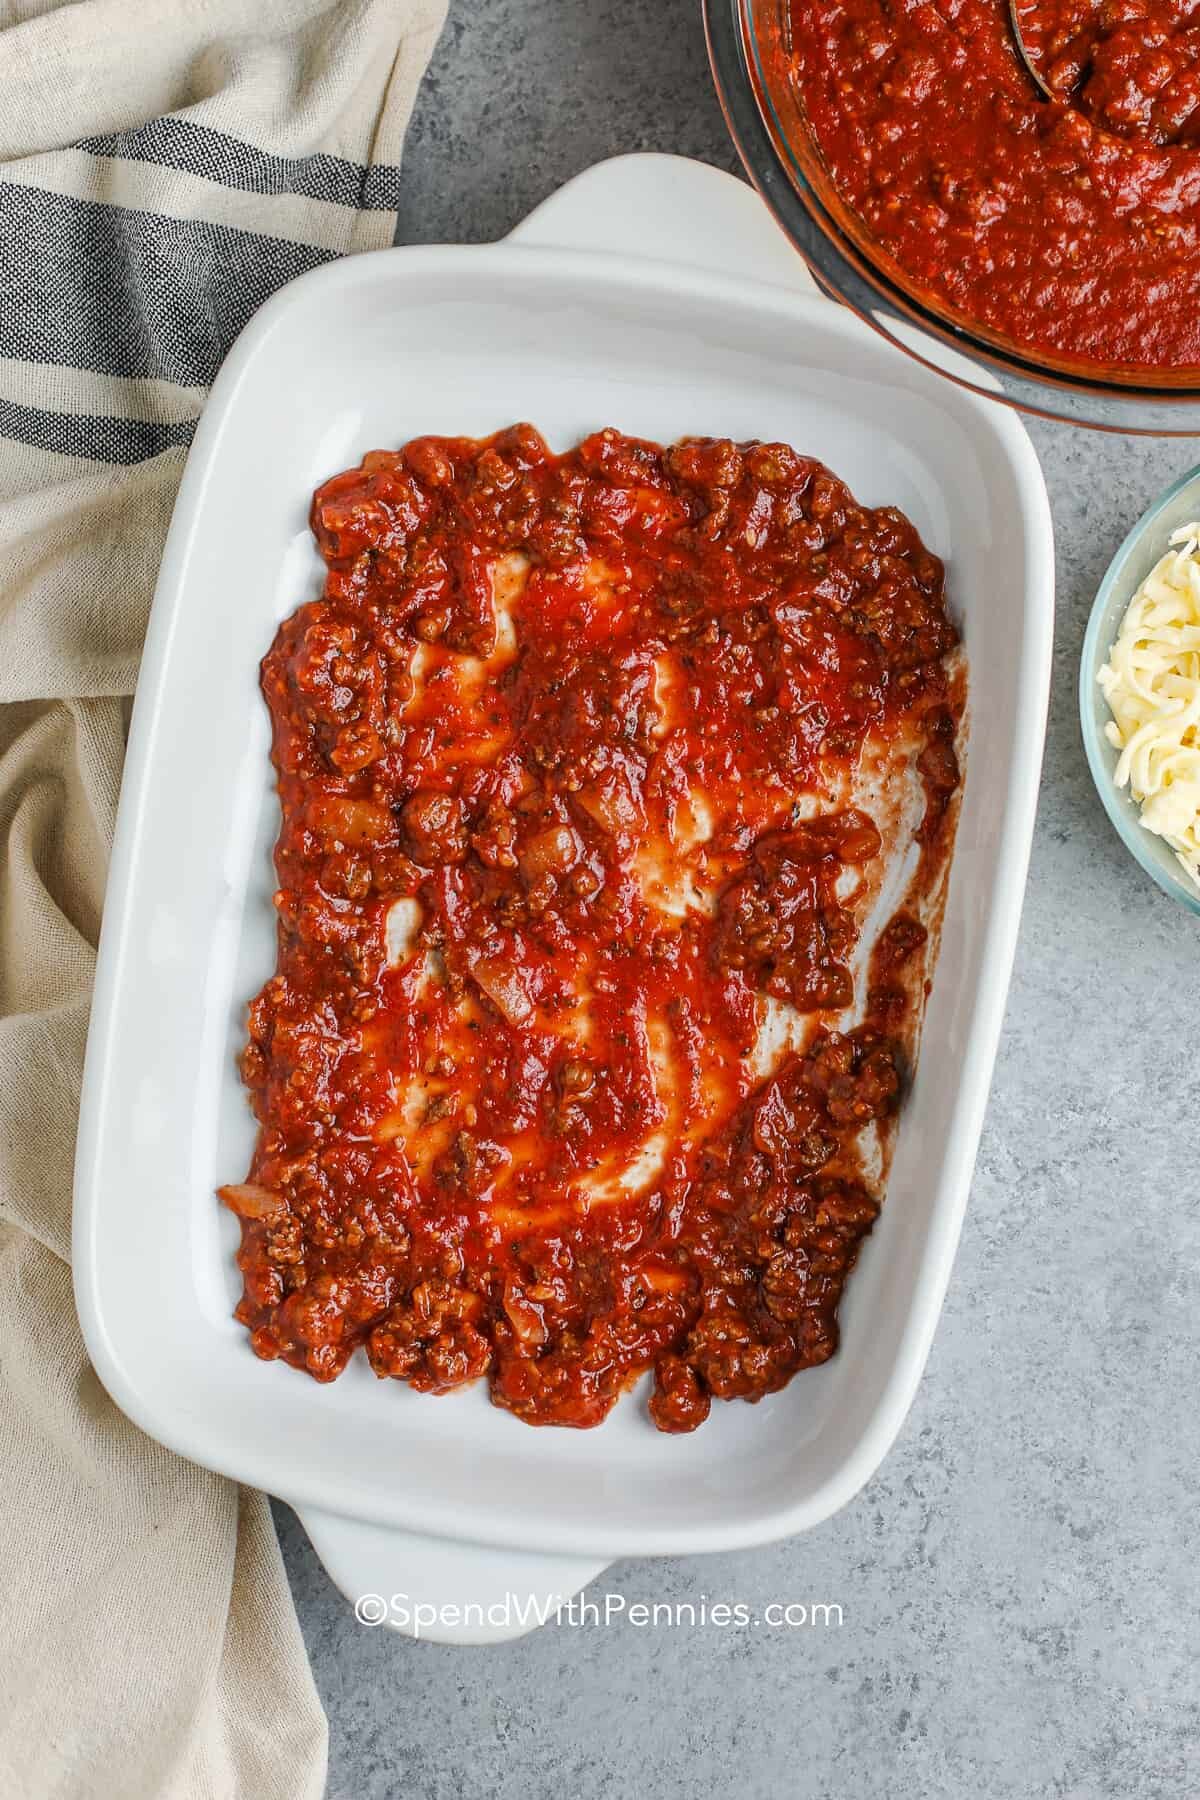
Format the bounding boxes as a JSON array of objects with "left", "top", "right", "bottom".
[{"left": 1099, "top": 521, "right": 1200, "bottom": 892}]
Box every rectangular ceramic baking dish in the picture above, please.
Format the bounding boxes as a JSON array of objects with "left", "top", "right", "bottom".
[{"left": 73, "top": 154, "right": 1053, "bottom": 1644}]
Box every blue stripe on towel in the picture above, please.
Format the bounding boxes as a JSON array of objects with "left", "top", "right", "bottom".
[
  {"left": 0, "top": 180, "right": 334, "bottom": 390},
  {"left": 76, "top": 117, "right": 402, "bottom": 212},
  {"left": 0, "top": 396, "right": 195, "bottom": 464}
]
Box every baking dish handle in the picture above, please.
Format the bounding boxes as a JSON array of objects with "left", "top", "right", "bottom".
[
  {"left": 295, "top": 1505, "right": 609, "bottom": 1646},
  {"left": 506, "top": 150, "right": 818, "bottom": 295}
]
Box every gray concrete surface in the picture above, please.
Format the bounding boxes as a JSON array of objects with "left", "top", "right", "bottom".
[{"left": 274, "top": 3, "right": 1200, "bottom": 1794}]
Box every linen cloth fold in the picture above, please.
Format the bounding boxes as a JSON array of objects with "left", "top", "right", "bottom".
[{"left": 0, "top": 2, "right": 446, "bottom": 1794}]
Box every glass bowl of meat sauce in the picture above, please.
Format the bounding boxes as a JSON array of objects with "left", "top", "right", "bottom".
[{"left": 704, "top": 0, "right": 1200, "bottom": 433}]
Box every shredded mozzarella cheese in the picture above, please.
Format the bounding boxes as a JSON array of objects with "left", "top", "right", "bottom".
[{"left": 1098, "top": 521, "right": 1200, "bottom": 891}]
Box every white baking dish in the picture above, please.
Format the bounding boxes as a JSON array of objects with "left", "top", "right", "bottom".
[{"left": 73, "top": 154, "right": 1053, "bottom": 1644}]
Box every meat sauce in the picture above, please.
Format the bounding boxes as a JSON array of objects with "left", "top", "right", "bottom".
[
  {"left": 222, "top": 426, "right": 964, "bottom": 1434},
  {"left": 1016, "top": 0, "right": 1200, "bottom": 141},
  {"left": 777, "top": 0, "right": 1200, "bottom": 370}
]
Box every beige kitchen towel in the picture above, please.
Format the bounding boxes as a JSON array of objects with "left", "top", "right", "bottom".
[{"left": 0, "top": 2, "right": 447, "bottom": 1795}]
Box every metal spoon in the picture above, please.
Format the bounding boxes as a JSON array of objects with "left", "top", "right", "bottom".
[{"left": 1009, "top": 0, "right": 1059, "bottom": 100}]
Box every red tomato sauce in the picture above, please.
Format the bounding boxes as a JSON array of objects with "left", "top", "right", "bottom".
[
  {"left": 778, "top": 0, "right": 1200, "bottom": 370},
  {"left": 1016, "top": 0, "right": 1200, "bottom": 141},
  {"left": 222, "top": 426, "right": 964, "bottom": 1433}
]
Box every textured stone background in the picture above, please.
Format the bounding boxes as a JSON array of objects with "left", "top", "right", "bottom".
[{"left": 275, "top": 3, "right": 1200, "bottom": 1794}]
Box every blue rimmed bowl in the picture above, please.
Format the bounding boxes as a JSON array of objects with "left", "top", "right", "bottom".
[{"left": 1080, "top": 463, "right": 1200, "bottom": 917}]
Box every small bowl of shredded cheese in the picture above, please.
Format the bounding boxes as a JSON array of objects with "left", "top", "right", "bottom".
[{"left": 1083, "top": 467, "right": 1200, "bottom": 914}]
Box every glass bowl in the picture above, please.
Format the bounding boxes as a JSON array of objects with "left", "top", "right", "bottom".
[
  {"left": 1080, "top": 463, "right": 1200, "bottom": 916},
  {"left": 703, "top": 0, "right": 1200, "bottom": 435}
]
